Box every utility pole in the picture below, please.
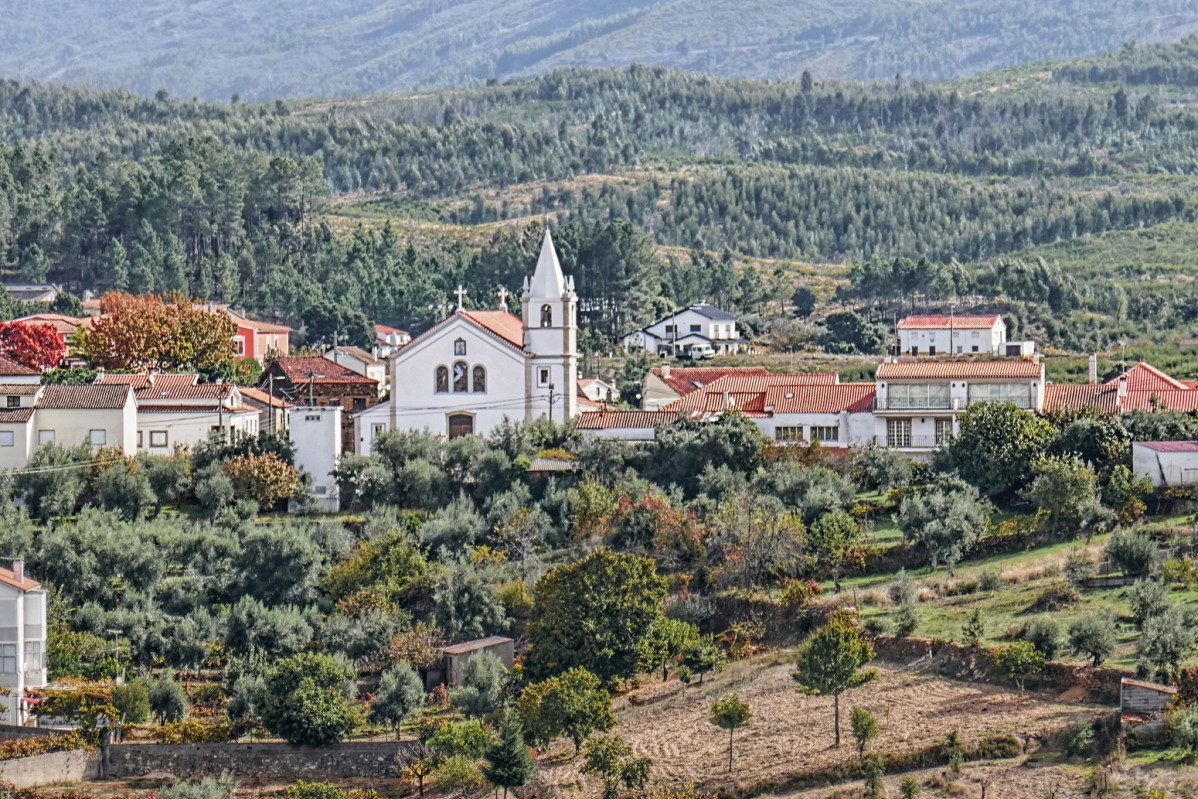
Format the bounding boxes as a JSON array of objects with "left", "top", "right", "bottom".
[
  {"left": 547, "top": 382, "right": 555, "bottom": 424},
  {"left": 216, "top": 380, "right": 227, "bottom": 443}
]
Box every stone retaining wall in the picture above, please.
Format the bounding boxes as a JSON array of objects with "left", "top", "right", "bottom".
[
  {"left": 0, "top": 749, "right": 100, "bottom": 787},
  {"left": 102, "top": 741, "right": 417, "bottom": 781}
]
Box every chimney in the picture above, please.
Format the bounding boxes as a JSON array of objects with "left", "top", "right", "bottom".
[
  {"left": 1117, "top": 374, "right": 1128, "bottom": 400},
  {"left": 661, "top": 363, "right": 671, "bottom": 380},
  {"left": 1088, "top": 353, "right": 1098, "bottom": 385},
  {"left": 723, "top": 389, "right": 731, "bottom": 409},
  {"left": 12, "top": 559, "right": 23, "bottom": 583}
]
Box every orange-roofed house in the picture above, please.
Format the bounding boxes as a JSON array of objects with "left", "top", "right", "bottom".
[
  {"left": 640, "top": 364, "right": 773, "bottom": 410},
  {"left": 874, "top": 358, "right": 1046, "bottom": 454},
  {"left": 226, "top": 310, "right": 291, "bottom": 364},
  {"left": 897, "top": 314, "right": 1008, "bottom": 357},
  {"left": 0, "top": 558, "right": 47, "bottom": 724},
  {"left": 259, "top": 356, "right": 379, "bottom": 453}
]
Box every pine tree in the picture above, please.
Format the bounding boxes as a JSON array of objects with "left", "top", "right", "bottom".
[{"left": 484, "top": 706, "right": 535, "bottom": 799}]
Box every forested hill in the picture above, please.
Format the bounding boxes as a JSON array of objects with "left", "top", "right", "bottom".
[
  {"left": 6, "top": 0, "right": 1198, "bottom": 100},
  {"left": 3, "top": 40, "right": 1198, "bottom": 353}
]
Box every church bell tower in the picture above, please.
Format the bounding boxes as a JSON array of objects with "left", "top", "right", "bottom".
[{"left": 522, "top": 230, "right": 578, "bottom": 423}]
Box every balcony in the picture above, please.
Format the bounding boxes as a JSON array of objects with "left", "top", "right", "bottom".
[
  {"left": 881, "top": 398, "right": 953, "bottom": 411},
  {"left": 886, "top": 436, "right": 950, "bottom": 450}
]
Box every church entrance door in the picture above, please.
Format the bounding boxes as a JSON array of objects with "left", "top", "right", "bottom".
[{"left": 448, "top": 414, "right": 475, "bottom": 439}]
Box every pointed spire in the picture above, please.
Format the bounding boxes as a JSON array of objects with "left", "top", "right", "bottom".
[{"left": 528, "top": 229, "right": 567, "bottom": 299}]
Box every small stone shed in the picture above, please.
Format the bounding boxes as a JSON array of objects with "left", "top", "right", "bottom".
[
  {"left": 438, "top": 636, "right": 515, "bottom": 687},
  {"left": 1121, "top": 676, "right": 1176, "bottom": 739}
]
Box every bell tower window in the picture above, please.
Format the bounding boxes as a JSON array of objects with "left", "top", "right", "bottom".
[{"left": 540, "top": 304, "right": 553, "bottom": 328}]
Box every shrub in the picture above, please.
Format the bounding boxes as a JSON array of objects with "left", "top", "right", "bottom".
[
  {"left": 1068, "top": 611, "right": 1118, "bottom": 667},
  {"left": 978, "top": 570, "right": 1003, "bottom": 592},
  {"left": 1162, "top": 557, "right": 1196, "bottom": 588},
  {"left": 1127, "top": 578, "right": 1169, "bottom": 629},
  {"left": 222, "top": 452, "right": 300, "bottom": 508},
  {"left": 863, "top": 617, "right": 890, "bottom": 635},
  {"left": 780, "top": 579, "right": 822, "bottom": 611},
  {"left": 112, "top": 679, "right": 150, "bottom": 725},
  {"left": 161, "top": 773, "right": 238, "bottom": 799},
  {"left": 282, "top": 781, "right": 353, "bottom": 799},
  {"left": 892, "top": 600, "right": 919, "bottom": 639},
  {"left": 992, "top": 640, "right": 1046, "bottom": 691},
  {"left": 149, "top": 670, "right": 188, "bottom": 723},
  {"left": 1106, "top": 528, "right": 1159, "bottom": 579},
  {"left": 1020, "top": 617, "right": 1061, "bottom": 660},
  {"left": 1058, "top": 719, "right": 1095, "bottom": 758},
  {"left": 0, "top": 732, "right": 88, "bottom": 761},
  {"left": 961, "top": 609, "right": 984, "bottom": 647},
  {"left": 888, "top": 569, "right": 915, "bottom": 606},
  {"left": 1027, "top": 582, "right": 1080, "bottom": 613},
  {"left": 148, "top": 719, "right": 233, "bottom": 744},
  {"left": 899, "top": 776, "right": 921, "bottom": 798}
]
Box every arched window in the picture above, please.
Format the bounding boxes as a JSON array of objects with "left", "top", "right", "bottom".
[
  {"left": 435, "top": 366, "right": 449, "bottom": 393},
  {"left": 472, "top": 365, "right": 486, "bottom": 393},
  {"left": 540, "top": 304, "right": 553, "bottom": 328},
  {"left": 452, "top": 361, "right": 469, "bottom": 392}
]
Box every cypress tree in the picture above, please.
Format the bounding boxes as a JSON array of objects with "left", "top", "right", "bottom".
[{"left": 484, "top": 706, "right": 535, "bottom": 799}]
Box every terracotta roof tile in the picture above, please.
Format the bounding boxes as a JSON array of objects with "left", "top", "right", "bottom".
[
  {"left": 650, "top": 366, "right": 772, "bottom": 397},
  {"left": 271, "top": 357, "right": 377, "bottom": 385},
  {"left": 1136, "top": 441, "right": 1198, "bottom": 452},
  {"left": 0, "top": 355, "right": 38, "bottom": 377},
  {"left": 876, "top": 360, "right": 1043, "bottom": 380},
  {"left": 238, "top": 387, "right": 295, "bottom": 408},
  {"left": 36, "top": 384, "right": 131, "bottom": 410},
  {"left": 576, "top": 411, "right": 681, "bottom": 429},
  {"left": 665, "top": 374, "right": 874, "bottom": 415},
  {"left": 897, "top": 315, "right": 1002, "bottom": 330},
  {"left": 1106, "top": 362, "right": 1190, "bottom": 391},
  {"left": 459, "top": 311, "right": 525, "bottom": 350},
  {"left": 0, "top": 565, "right": 40, "bottom": 592},
  {"left": 0, "top": 408, "right": 34, "bottom": 423},
  {"left": 0, "top": 384, "right": 41, "bottom": 395}
]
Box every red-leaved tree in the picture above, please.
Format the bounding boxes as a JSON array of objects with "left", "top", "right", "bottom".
[{"left": 0, "top": 321, "right": 66, "bottom": 369}]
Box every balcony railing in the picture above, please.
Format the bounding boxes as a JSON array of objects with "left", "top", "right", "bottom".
[
  {"left": 882, "top": 398, "right": 953, "bottom": 410},
  {"left": 886, "top": 436, "right": 950, "bottom": 450}
]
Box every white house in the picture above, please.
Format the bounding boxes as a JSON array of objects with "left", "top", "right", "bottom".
[
  {"left": 0, "top": 356, "right": 41, "bottom": 385},
  {"left": 34, "top": 384, "right": 137, "bottom": 453},
  {"left": 639, "top": 365, "right": 771, "bottom": 410},
  {"left": 897, "top": 315, "right": 1007, "bottom": 357},
  {"left": 0, "top": 560, "right": 46, "bottom": 724},
  {"left": 873, "top": 359, "right": 1045, "bottom": 455},
  {"left": 353, "top": 401, "right": 391, "bottom": 455},
  {"left": 662, "top": 373, "right": 877, "bottom": 447},
  {"left": 622, "top": 302, "right": 744, "bottom": 357},
  {"left": 96, "top": 373, "right": 258, "bottom": 451},
  {"left": 377, "top": 230, "right": 578, "bottom": 443},
  {"left": 290, "top": 405, "right": 342, "bottom": 512},
  {"left": 374, "top": 325, "right": 411, "bottom": 359},
  {"left": 326, "top": 347, "right": 388, "bottom": 397},
  {"left": 1132, "top": 441, "right": 1198, "bottom": 489}
]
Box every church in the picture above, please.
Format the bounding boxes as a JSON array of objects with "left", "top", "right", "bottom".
[{"left": 354, "top": 231, "right": 579, "bottom": 452}]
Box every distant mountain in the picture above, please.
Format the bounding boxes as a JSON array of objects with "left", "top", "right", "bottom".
[{"left": 6, "top": 0, "right": 1198, "bottom": 101}]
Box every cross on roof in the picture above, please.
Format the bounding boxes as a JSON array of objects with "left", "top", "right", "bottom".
[
  {"left": 454, "top": 285, "right": 468, "bottom": 311},
  {"left": 497, "top": 286, "right": 509, "bottom": 308}
]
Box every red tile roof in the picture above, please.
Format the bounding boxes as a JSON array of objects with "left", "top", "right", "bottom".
[
  {"left": 14, "top": 314, "right": 84, "bottom": 335},
  {"left": 272, "top": 357, "right": 377, "bottom": 385},
  {"left": 0, "top": 408, "right": 34, "bottom": 423},
  {"left": 36, "top": 384, "right": 131, "bottom": 410},
  {"left": 0, "top": 565, "right": 40, "bottom": 592},
  {"left": 238, "top": 387, "right": 295, "bottom": 409},
  {"left": 0, "top": 355, "right": 38, "bottom": 377},
  {"left": 576, "top": 411, "right": 681, "bottom": 429},
  {"left": 897, "top": 315, "right": 1002, "bottom": 330},
  {"left": 651, "top": 366, "right": 772, "bottom": 398},
  {"left": 0, "top": 384, "right": 41, "bottom": 395},
  {"left": 1136, "top": 441, "right": 1198, "bottom": 452},
  {"left": 876, "top": 360, "right": 1043, "bottom": 380},
  {"left": 460, "top": 311, "right": 525, "bottom": 350},
  {"left": 1107, "top": 362, "right": 1190, "bottom": 392},
  {"left": 98, "top": 373, "right": 235, "bottom": 401},
  {"left": 665, "top": 374, "right": 874, "bottom": 415},
  {"left": 1044, "top": 384, "right": 1116, "bottom": 414},
  {"left": 375, "top": 324, "right": 409, "bottom": 336}
]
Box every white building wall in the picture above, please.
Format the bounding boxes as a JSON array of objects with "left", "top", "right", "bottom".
[
  {"left": 354, "top": 402, "right": 391, "bottom": 456},
  {"left": 291, "top": 406, "right": 342, "bottom": 512},
  {"left": 898, "top": 322, "right": 1006, "bottom": 356},
  {"left": 391, "top": 319, "right": 529, "bottom": 439},
  {"left": 137, "top": 409, "right": 258, "bottom": 452},
  {"left": 0, "top": 421, "right": 34, "bottom": 470},
  {"left": 1133, "top": 444, "right": 1198, "bottom": 489},
  {"left": 35, "top": 403, "right": 135, "bottom": 454},
  {"left": 0, "top": 582, "right": 46, "bottom": 724}
]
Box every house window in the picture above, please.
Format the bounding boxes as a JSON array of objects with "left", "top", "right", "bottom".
[
  {"left": 89, "top": 429, "right": 106, "bottom": 446},
  {"left": 37, "top": 430, "right": 54, "bottom": 446},
  {"left": 775, "top": 426, "right": 803, "bottom": 442},
  {"left": 967, "top": 383, "right": 1031, "bottom": 408},
  {"left": 137, "top": 431, "right": 143, "bottom": 448},
  {"left": 971, "top": 345, "right": 979, "bottom": 353},
  {"left": 887, "top": 383, "right": 950, "bottom": 410},
  {"left": 540, "top": 304, "right": 553, "bottom": 328},
  {"left": 910, "top": 346, "right": 918, "bottom": 356},
  {"left": 232, "top": 336, "right": 246, "bottom": 356},
  {"left": 538, "top": 368, "right": 550, "bottom": 387},
  {"left": 935, "top": 419, "right": 954, "bottom": 445},
  {"left": 664, "top": 325, "right": 676, "bottom": 334},
  {"left": 454, "top": 338, "right": 467, "bottom": 356},
  {"left": 0, "top": 645, "right": 15, "bottom": 674},
  {"left": 887, "top": 419, "right": 912, "bottom": 448},
  {"left": 5, "top": 396, "right": 18, "bottom": 409},
  {"left": 928, "top": 345, "right": 936, "bottom": 356},
  {"left": 150, "top": 431, "right": 168, "bottom": 448},
  {"left": 453, "top": 361, "right": 469, "bottom": 392},
  {"left": 372, "top": 423, "right": 386, "bottom": 437},
  {"left": 0, "top": 432, "right": 12, "bottom": 447},
  {"left": 690, "top": 324, "right": 701, "bottom": 332},
  {"left": 353, "top": 398, "right": 366, "bottom": 411},
  {"left": 810, "top": 425, "right": 839, "bottom": 443},
  {"left": 23, "top": 641, "right": 42, "bottom": 672},
  {"left": 472, "top": 365, "right": 486, "bottom": 393},
  {"left": 435, "top": 365, "right": 449, "bottom": 393}
]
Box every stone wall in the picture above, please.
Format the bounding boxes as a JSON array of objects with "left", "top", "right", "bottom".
[
  {"left": 873, "top": 635, "right": 1125, "bottom": 703},
  {"left": 0, "top": 749, "right": 100, "bottom": 787},
  {"left": 102, "top": 741, "right": 417, "bottom": 781},
  {"left": 0, "top": 724, "right": 57, "bottom": 742}
]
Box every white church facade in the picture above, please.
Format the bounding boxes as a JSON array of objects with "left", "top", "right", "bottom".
[{"left": 355, "top": 231, "right": 579, "bottom": 451}]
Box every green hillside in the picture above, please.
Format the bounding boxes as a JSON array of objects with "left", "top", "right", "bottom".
[{"left": 6, "top": 0, "right": 1198, "bottom": 99}]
